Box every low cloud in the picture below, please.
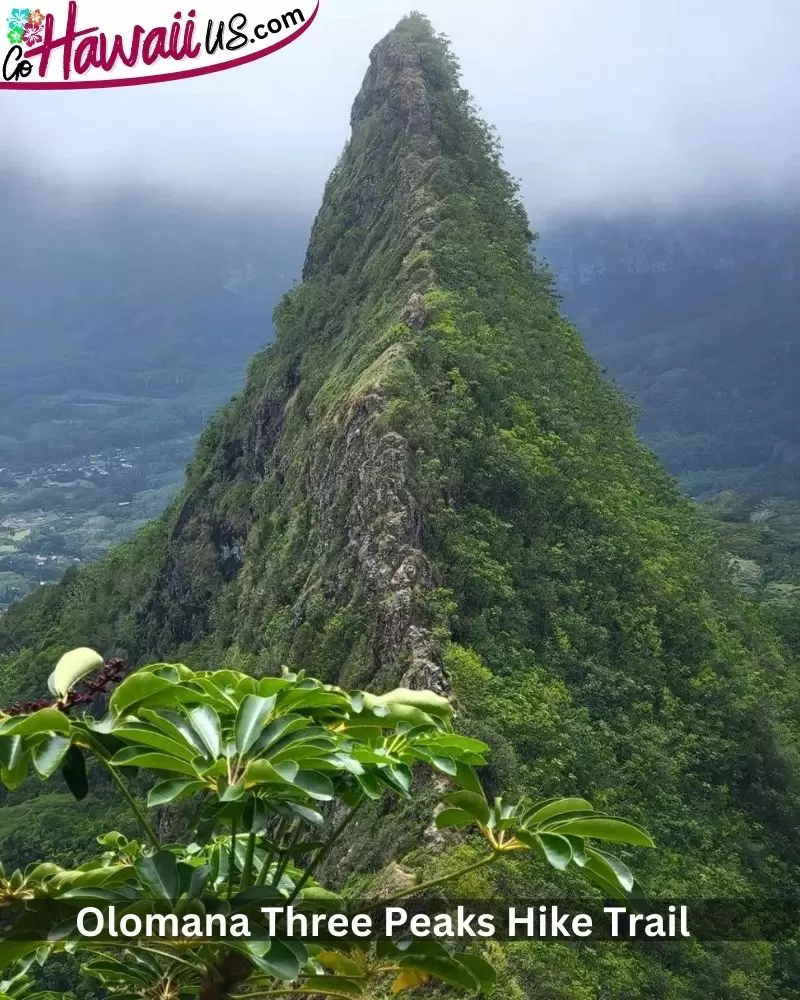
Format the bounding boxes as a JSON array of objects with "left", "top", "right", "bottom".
[{"left": 1, "top": 0, "right": 798, "bottom": 219}]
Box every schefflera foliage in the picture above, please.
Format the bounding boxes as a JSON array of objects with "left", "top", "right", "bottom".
[{"left": 0, "top": 656, "right": 653, "bottom": 1000}]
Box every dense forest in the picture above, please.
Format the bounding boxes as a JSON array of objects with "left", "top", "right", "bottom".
[{"left": 1, "top": 14, "right": 799, "bottom": 999}]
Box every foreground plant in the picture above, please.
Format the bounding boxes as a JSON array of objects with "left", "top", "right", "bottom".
[{"left": 0, "top": 653, "right": 654, "bottom": 999}]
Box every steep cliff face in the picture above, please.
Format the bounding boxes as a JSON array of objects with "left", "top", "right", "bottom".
[{"left": 2, "top": 15, "right": 800, "bottom": 997}]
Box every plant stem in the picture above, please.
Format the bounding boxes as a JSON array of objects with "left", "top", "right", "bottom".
[
  {"left": 227, "top": 816, "right": 239, "bottom": 900},
  {"left": 256, "top": 816, "right": 286, "bottom": 886},
  {"left": 271, "top": 821, "right": 300, "bottom": 889},
  {"left": 239, "top": 830, "right": 257, "bottom": 892},
  {"left": 84, "top": 737, "right": 160, "bottom": 850},
  {"left": 288, "top": 796, "right": 365, "bottom": 903}
]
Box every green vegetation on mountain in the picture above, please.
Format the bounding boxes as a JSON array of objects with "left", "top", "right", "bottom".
[
  {"left": 1, "top": 13, "right": 799, "bottom": 998},
  {"left": 703, "top": 491, "right": 800, "bottom": 657}
]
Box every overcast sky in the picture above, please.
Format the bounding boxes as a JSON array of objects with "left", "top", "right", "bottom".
[{"left": 1, "top": 0, "right": 799, "bottom": 220}]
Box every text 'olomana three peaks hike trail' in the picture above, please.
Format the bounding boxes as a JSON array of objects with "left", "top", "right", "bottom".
[{"left": 0, "top": 13, "right": 799, "bottom": 998}]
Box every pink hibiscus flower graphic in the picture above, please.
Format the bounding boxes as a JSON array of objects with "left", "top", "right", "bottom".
[{"left": 23, "top": 21, "right": 41, "bottom": 44}]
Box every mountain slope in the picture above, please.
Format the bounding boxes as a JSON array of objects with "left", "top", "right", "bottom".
[
  {"left": 1, "top": 15, "right": 799, "bottom": 997},
  {"left": 540, "top": 213, "right": 800, "bottom": 498}
]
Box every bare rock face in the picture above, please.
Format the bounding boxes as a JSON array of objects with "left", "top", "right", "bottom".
[
  {"left": 403, "top": 292, "right": 428, "bottom": 330},
  {"left": 311, "top": 391, "right": 445, "bottom": 691},
  {"left": 351, "top": 29, "right": 436, "bottom": 141}
]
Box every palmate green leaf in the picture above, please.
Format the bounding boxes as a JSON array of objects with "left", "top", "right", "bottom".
[
  {"left": 564, "top": 834, "right": 587, "bottom": 865},
  {"left": 234, "top": 937, "right": 306, "bottom": 980},
  {"left": 355, "top": 771, "right": 383, "bottom": 800},
  {"left": 138, "top": 708, "right": 209, "bottom": 758},
  {"left": 581, "top": 847, "right": 635, "bottom": 892},
  {"left": 350, "top": 747, "right": 393, "bottom": 765},
  {"left": 245, "top": 759, "right": 299, "bottom": 786},
  {"left": 293, "top": 770, "right": 335, "bottom": 801},
  {"left": 379, "top": 763, "right": 413, "bottom": 796},
  {"left": 289, "top": 802, "right": 325, "bottom": 826},
  {"left": 142, "top": 663, "right": 192, "bottom": 682},
  {"left": 111, "top": 748, "right": 198, "bottom": 777},
  {"left": 147, "top": 778, "right": 206, "bottom": 807},
  {"left": 324, "top": 751, "right": 365, "bottom": 776},
  {"left": 524, "top": 797, "right": 593, "bottom": 826},
  {"left": 0, "top": 735, "right": 22, "bottom": 771},
  {"left": 0, "top": 943, "right": 40, "bottom": 975},
  {"left": 270, "top": 736, "right": 339, "bottom": 766},
  {"left": 435, "top": 808, "right": 477, "bottom": 829},
  {"left": 452, "top": 762, "right": 484, "bottom": 796},
  {"left": 61, "top": 746, "right": 88, "bottom": 801},
  {"left": 134, "top": 851, "right": 180, "bottom": 900},
  {"left": 84, "top": 958, "right": 153, "bottom": 985},
  {"left": 187, "top": 705, "right": 222, "bottom": 759},
  {"left": 258, "top": 677, "right": 294, "bottom": 697},
  {"left": 416, "top": 734, "right": 489, "bottom": 757},
  {"left": 235, "top": 694, "right": 277, "bottom": 757},
  {"left": 278, "top": 688, "right": 350, "bottom": 715},
  {"left": 0, "top": 709, "right": 71, "bottom": 738},
  {"left": 313, "top": 950, "right": 366, "bottom": 978},
  {"left": 397, "top": 954, "right": 480, "bottom": 991},
  {"left": 48, "top": 864, "right": 135, "bottom": 892},
  {"left": 110, "top": 673, "right": 177, "bottom": 717},
  {"left": 547, "top": 816, "right": 655, "bottom": 848},
  {"left": 250, "top": 714, "right": 307, "bottom": 755},
  {"left": 578, "top": 863, "right": 630, "bottom": 901},
  {"left": 114, "top": 726, "right": 197, "bottom": 762},
  {"left": 219, "top": 777, "right": 246, "bottom": 802},
  {"left": 429, "top": 754, "right": 458, "bottom": 776},
  {"left": 370, "top": 688, "right": 453, "bottom": 720},
  {"left": 301, "top": 976, "right": 365, "bottom": 996},
  {"left": 32, "top": 735, "right": 71, "bottom": 779},
  {"left": 455, "top": 952, "right": 497, "bottom": 993},
  {"left": 443, "top": 790, "right": 490, "bottom": 826},
  {"left": 516, "top": 831, "right": 573, "bottom": 870}
]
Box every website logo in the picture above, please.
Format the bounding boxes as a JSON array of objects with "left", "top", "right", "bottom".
[{"left": 2, "top": 1, "right": 318, "bottom": 89}]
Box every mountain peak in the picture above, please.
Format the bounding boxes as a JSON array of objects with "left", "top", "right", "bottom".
[
  {"left": 302, "top": 15, "right": 462, "bottom": 282},
  {"left": 350, "top": 12, "right": 447, "bottom": 131}
]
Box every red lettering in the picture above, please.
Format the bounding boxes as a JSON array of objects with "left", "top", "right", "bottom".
[
  {"left": 25, "top": 2, "right": 96, "bottom": 80},
  {"left": 96, "top": 26, "right": 144, "bottom": 70},
  {"left": 22, "top": 1, "right": 203, "bottom": 81},
  {"left": 142, "top": 26, "right": 168, "bottom": 65},
  {"left": 179, "top": 19, "right": 201, "bottom": 59},
  {"left": 73, "top": 35, "right": 96, "bottom": 75}
]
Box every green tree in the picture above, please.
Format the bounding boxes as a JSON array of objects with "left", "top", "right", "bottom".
[{"left": 0, "top": 652, "right": 652, "bottom": 1000}]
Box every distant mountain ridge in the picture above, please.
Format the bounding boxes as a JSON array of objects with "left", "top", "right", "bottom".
[
  {"left": 540, "top": 208, "right": 800, "bottom": 497},
  {"left": 0, "top": 171, "right": 308, "bottom": 467}
]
